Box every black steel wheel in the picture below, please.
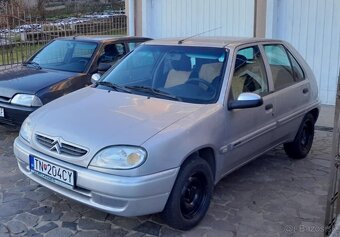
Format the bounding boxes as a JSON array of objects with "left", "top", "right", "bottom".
[
  {"left": 284, "top": 113, "right": 315, "bottom": 159},
  {"left": 162, "top": 158, "right": 213, "bottom": 230},
  {"left": 180, "top": 171, "right": 209, "bottom": 220}
]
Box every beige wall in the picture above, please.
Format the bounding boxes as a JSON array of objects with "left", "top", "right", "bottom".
[
  {"left": 126, "top": 0, "right": 143, "bottom": 36},
  {"left": 135, "top": 0, "right": 143, "bottom": 36},
  {"left": 125, "top": 0, "right": 129, "bottom": 33},
  {"left": 125, "top": 0, "right": 129, "bottom": 15},
  {"left": 254, "top": 0, "right": 267, "bottom": 37}
]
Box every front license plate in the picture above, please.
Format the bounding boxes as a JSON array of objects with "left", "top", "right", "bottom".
[
  {"left": 0, "top": 107, "right": 4, "bottom": 117},
  {"left": 29, "top": 155, "right": 75, "bottom": 188}
]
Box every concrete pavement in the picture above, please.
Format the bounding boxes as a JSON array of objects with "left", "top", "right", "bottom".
[
  {"left": 0, "top": 106, "right": 335, "bottom": 237},
  {"left": 316, "top": 105, "right": 335, "bottom": 129}
]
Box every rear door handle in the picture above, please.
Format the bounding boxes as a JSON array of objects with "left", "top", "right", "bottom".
[
  {"left": 265, "top": 104, "right": 273, "bottom": 110},
  {"left": 303, "top": 88, "right": 309, "bottom": 94}
]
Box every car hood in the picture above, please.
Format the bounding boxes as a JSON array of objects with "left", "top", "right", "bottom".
[
  {"left": 29, "top": 87, "right": 204, "bottom": 167},
  {"left": 0, "top": 65, "right": 78, "bottom": 99}
]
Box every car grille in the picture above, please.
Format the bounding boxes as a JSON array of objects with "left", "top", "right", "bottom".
[{"left": 36, "top": 134, "right": 88, "bottom": 157}]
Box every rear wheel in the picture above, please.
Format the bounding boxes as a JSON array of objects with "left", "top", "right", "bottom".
[
  {"left": 284, "top": 113, "right": 315, "bottom": 159},
  {"left": 162, "top": 158, "right": 213, "bottom": 230}
]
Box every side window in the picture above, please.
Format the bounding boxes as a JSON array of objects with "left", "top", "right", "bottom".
[
  {"left": 264, "top": 44, "right": 305, "bottom": 90},
  {"left": 288, "top": 51, "right": 305, "bottom": 82},
  {"left": 264, "top": 45, "right": 291, "bottom": 66},
  {"left": 98, "top": 43, "right": 126, "bottom": 64},
  {"left": 237, "top": 47, "right": 254, "bottom": 59},
  {"left": 115, "top": 43, "right": 126, "bottom": 56},
  {"left": 230, "top": 46, "right": 268, "bottom": 100}
]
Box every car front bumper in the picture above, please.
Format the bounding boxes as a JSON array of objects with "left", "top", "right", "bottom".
[
  {"left": 0, "top": 102, "right": 36, "bottom": 125},
  {"left": 14, "top": 137, "right": 179, "bottom": 216}
]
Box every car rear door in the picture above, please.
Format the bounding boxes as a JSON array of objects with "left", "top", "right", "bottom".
[
  {"left": 262, "top": 43, "right": 311, "bottom": 144},
  {"left": 221, "top": 44, "right": 277, "bottom": 174}
]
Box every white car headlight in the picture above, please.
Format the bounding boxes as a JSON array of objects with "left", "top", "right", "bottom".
[
  {"left": 20, "top": 117, "right": 33, "bottom": 143},
  {"left": 11, "top": 94, "right": 43, "bottom": 107},
  {"left": 90, "top": 146, "right": 147, "bottom": 170}
]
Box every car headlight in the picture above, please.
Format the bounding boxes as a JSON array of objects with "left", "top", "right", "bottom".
[
  {"left": 90, "top": 146, "right": 147, "bottom": 170},
  {"left": 20, "top": 117, "right": 33, "bottom": 143},
  {"left": 11, "top": 94, "right": 43, "bottom": 107}
]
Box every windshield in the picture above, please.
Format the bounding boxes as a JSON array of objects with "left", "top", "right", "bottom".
[
  {"left": 99, "top": 45, "right": 228, "bottom": 104},
  {"left": 29, "top": 40, "right": 98, "bottom": 73}
]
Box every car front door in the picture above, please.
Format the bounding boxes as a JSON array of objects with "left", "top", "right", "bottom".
[{"left": 221, "top": 45, "right": 277, "bottom": 175}]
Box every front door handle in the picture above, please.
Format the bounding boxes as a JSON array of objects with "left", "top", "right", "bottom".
[
  {"left": 265, "top": 104, "right": 273, "bottom": 110},
  {"left": 303, "top": 88, "right": 309, "bottom": 94}
]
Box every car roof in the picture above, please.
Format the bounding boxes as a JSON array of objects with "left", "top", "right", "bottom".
[
  {"left": 145, "top": 36, "right": 284, "bottom": 48},
  {"left": 55, "top": 35, "right": 152, "bottom": 43}
]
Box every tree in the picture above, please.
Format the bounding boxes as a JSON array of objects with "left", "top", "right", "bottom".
[
  {"left": 110, "top": 0, "right": 124, "bottom": 9},
  {"left": 37, "top": 0, "right": 45, "bottom": 20}
]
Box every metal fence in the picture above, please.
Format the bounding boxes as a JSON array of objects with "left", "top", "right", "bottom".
[{"left": 0, "top": 1, "right": 127, "bottom": 71}]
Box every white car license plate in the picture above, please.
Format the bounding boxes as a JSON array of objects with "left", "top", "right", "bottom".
[
  {"left": 0, "top": 107, "right": 4, "bottom": 117},
  {"left": 29, "top": 155, "right": 75, "bottom": 187}
]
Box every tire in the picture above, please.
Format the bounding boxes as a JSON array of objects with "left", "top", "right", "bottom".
[
  {"left": 162, "top": 158, "right": 214, "bottom": 230},
  {"left": 284, "top": 113, "right": 315, "bottom": 159}
]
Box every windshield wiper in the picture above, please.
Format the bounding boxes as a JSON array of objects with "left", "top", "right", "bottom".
[
  {"left": 23, "top": 61, "right": 41, "bottom": 69},
  {"left": 96, "top": 81, "right": 131, "bottom": 93},
  {"left": 126, "top": 85, "right": 182, "bottom": 101}
]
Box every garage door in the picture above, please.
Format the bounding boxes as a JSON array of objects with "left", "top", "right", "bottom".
[
  {"left": 144, "top": 0, "right": 255, "bottom": 38},
  {"left": 270, "top": 0, "right": 340, "bottom": 105}
]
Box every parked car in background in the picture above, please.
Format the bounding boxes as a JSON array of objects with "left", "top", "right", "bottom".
[
  {"left": 14, "top": 37, "right": 320, "bottom": 230},
  {"left": 0, "top": 36, "right": 151, "bottom": 125}
]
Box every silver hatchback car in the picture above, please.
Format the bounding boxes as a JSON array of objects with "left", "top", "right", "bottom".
[{"left": 14, "top": 37, "right": 320, "bottom": 230}]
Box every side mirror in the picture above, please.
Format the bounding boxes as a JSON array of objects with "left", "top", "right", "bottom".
[
  {"left": 97, "top": 62, "right": 112, "bottom": 72},
  {"left": 228, "top": 92, "right": 263, "bottom": 110},
  {"left": 91, "top": 73, "right": 101, "bottom": 84}
]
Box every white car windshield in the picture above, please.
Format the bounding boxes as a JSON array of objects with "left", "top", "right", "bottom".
[{"left": 99, "top": 45, "right": 228, "bottom": 104}]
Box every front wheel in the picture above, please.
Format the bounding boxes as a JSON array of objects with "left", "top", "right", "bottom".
[
  {"left": 284, "top": 113, "right": 315, "bottom": 159},
  {"left": 162, "top": 158, "right": 213, "bottom": 230}
]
